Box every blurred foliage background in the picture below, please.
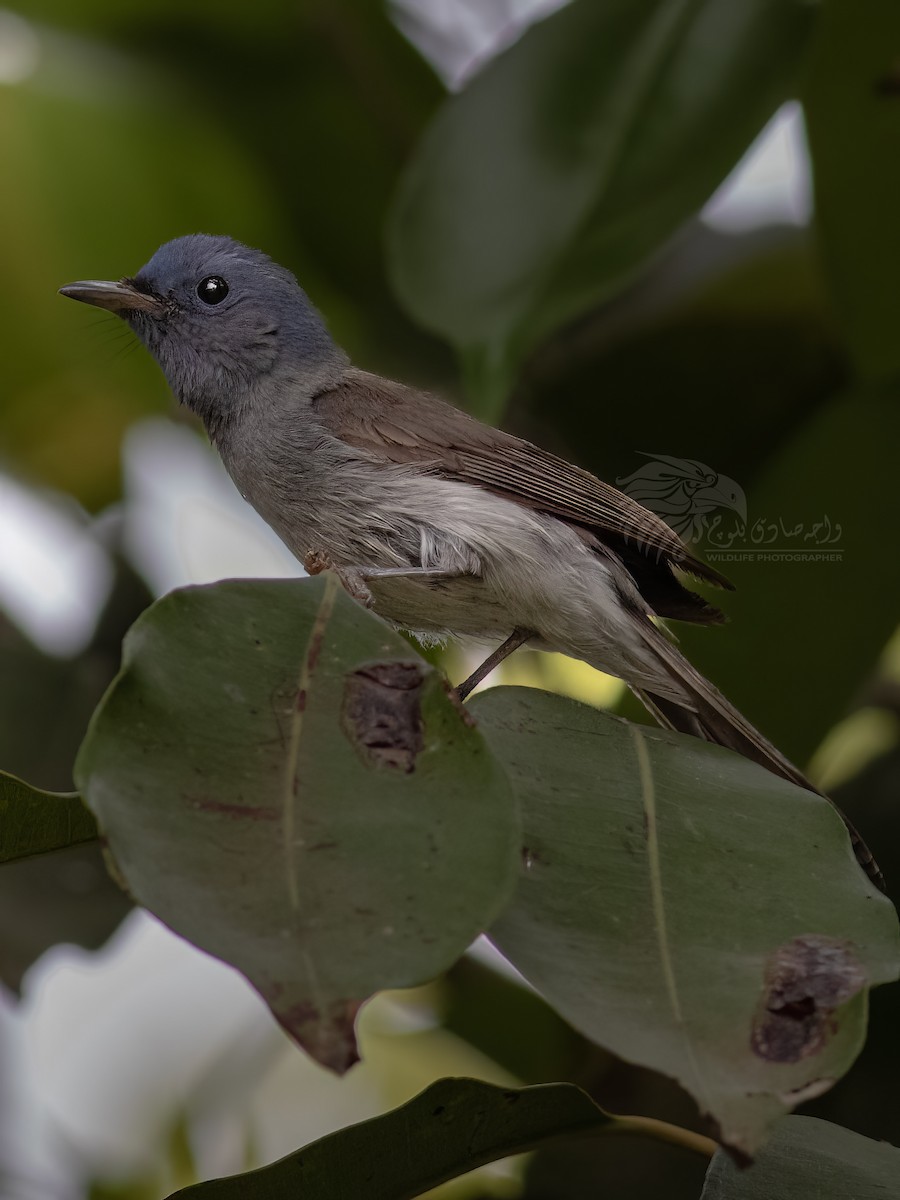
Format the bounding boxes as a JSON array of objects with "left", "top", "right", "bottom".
[{"left": 1, "top": 0, "right": 899, "bottom": 1196}]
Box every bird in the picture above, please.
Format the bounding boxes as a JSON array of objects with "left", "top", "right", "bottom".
[{"left": 59, "top": 234, "right": 882, "bottom": 889}]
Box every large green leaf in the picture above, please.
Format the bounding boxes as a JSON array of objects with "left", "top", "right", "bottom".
[
  {"left": 388, "top": 0, "right": 815, "bottom": 415},
  {"left": 804, "top": 0, "right": 900, "bottom": 382},
  {"left": 165, "top": 1078, "right": 619, "bottom": 1200},
  {"left": 0, "top": 771, "right": 96, "bottom": 863},
  {"left": 702, "top": 1115, "right": 900, "bottom": 1197},
  {"left": 473, "top": 687, "right": 898, "bottom": 1156},
  {"left": 74, "top": 576, "right": 519, "bottom": 1072}
]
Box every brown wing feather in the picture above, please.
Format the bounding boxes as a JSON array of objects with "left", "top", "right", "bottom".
[{"left": 312, "top": 369, "right": 731, "bottom": 620}]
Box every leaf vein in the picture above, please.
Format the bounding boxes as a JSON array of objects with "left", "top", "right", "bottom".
[
  {"left": 282, "top": 574, "right": 340, "bottom": 910},
  {"left": 630, "top": 722, "right": 710, "bottom": 1112}
]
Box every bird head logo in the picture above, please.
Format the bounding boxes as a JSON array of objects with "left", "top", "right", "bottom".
[{"left": 616, "top": 453, "right": 747, "bottom": 543}]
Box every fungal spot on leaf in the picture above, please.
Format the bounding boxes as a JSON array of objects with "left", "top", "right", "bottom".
[
  {"left": 188, "top": 796, "right": 279, "bottom": 821},
  {"left": 342, "top": 661, "right": 425, "bottom": 772},
  {"left": 751, "top": 935, "right": 866, "bottom": 1063}
]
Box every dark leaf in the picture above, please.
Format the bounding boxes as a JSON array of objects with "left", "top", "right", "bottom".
[
  {"left": 0, "top": 844, "right": 132, "bottom": 993},
  {"left": 675, "top": 382, "right": 900, "bottom": 764},
  {"left": 166, "top": 1077, "right": 614, "bottom": 1200},
  {"left": 804, "top": 0, "right": 900, "bottom": 381},
  {"left": 0, "top": 771, "right": 96, "bottom": 863}
]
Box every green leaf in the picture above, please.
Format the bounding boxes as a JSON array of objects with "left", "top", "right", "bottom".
[
  {"left": 0, "top": 844, "right": 132, "bottom": 993},
  {"left": 0, "top": 771, "right": 96, "bottom": 863},
  {"left": 388, "top": 0, "right": 814, "bottom": 415},
  {"left": 165, "top": 1077, "right": 615, "bottom": 1200},
  {"left": 804, "top": 0, "right": 900, "bottom": 382},
  {"left": 473, "top": 687, "right": 899, "bottom": 1157},
  {"left": 523, "top": 229, "right": 843, "bottom": 498},
  {"left": 0, "top": 774, "right": 125, "bottom": 996},
  {"left": 441, "top": 955, "right": 586, "bottom": 1084},
  {"left": 675, "top": 382, "right": 900, "bottom": 765},
  {"left": 702, "top": 1115, "right": 900, "bottom": 1197},
  {"left": 74, "top": 576, "right": 519, "bottom": 1072}
]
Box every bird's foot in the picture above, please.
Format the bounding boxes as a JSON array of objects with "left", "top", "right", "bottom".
[
  {"left": 335, "top": 567, "right": 374, "bottom": 608},
  {"left": 304, "top": 551, "right": 374, "bottom": 608}
]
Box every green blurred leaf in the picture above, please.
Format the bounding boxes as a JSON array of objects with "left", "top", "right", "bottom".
[
  {"left": 702, "top": 1115, "right": 900, "bottom": 1197},
  {"left": 75, "top": 575, "right": 519, "bottom": 1072},
  {"left": 473, "top": 687, "right": 899, "bottom": 1157},
  {"left": 523, "top": 228, "right": 845, "bottom": 489},
  {"left": 0, "top": 20, "right": 302, "bottom": 507},
  {"left": 0, "top": 556, "right": 147, "bottom": 989},
  {"left": 0, "top": 844, "right": 133, "bottom": 992},
  {"left": 804, "top": 0, "right": 900, "bottom": 382},
  {"left": 441, "top": 954, "right": 586, "bottom": 1084},
  {"left": 675, "top": 383, "right": 900, "bottom": 765},
  {"left": 389, "top": 0, "right": 815, "bottom": 416},
  {"left": 9, "top": 1, "right": 450, "bottom": 388},
  {"left": 0, "top": 771, "right": 96, "bottom": 863},
  {"left": 166, "top": 1077, "right": 615, "bottom": 1200}
]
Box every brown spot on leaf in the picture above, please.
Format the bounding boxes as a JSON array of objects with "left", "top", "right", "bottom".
[
  {"left": 189, "top": 796, "right": 279, "bottom": 821},
  {"left": 343, "top": 661, "right": 425, "bottom": 772},
  {"left": 751, "top": 935, "right": 866, "bottom": 1063},
  {"left": 270, "top": 996, "right": 362, "bottom": 1075}
]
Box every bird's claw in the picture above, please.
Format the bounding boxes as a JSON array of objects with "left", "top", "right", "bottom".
[
  {"left": 304, "top": 551, "right": 373, "bottom": 608},
  {"left": 303, "top": 549, "right": 333, "bottom": 576}
]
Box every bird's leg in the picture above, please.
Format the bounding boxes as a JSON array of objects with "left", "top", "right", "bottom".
[
  {"left": 304, "top": 551, "right": 462, "bottom": 608},
  {"left": 455, "top": 629, "right": 533, "bottom": 701}
]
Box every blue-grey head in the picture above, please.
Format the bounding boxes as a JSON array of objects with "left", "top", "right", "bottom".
[{"left": 60, "top": 235, "right": 347, "bottom": 435}]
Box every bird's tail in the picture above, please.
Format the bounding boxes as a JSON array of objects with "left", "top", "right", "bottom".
[{"left": 633, "top": 626, "right": 885, "bottom": 893}]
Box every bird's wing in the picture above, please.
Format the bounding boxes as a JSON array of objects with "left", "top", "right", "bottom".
[{"left": 312, "top": 369, "right": 731, "bottom": 605}]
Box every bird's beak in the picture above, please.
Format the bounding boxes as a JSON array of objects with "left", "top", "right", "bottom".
[{"left": 58, "top": 279, "right": 165, "bottom": 315}]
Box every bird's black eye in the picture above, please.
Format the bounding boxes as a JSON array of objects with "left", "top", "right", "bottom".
[{"left": 197, "top": 276, "right": 229, "bottom": 305}]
